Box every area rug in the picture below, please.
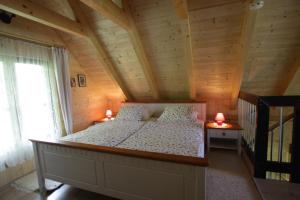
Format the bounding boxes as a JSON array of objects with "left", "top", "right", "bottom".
[
  {"left": 11, "top": 171, "right": 62, "bottom": 192},
  {"left": 206, "top": 150, "right": 261, "bottom": 200}
]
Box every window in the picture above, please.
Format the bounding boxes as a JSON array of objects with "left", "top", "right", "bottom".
[
  {"left": 15, "top": 63, "right": 58, "bottom": 141},
  {"left": 0, "top": 37, "right": 63, "bottom": 171}
]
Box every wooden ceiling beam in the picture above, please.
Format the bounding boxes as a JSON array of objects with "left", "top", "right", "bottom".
[
  {"left": 171, "top": 0, "right": 196, "bottom": 100},
  {"left": 79, "top": 0, "right": 130, "bottom": 30},
  {"left": 81, "top": 0, "right": 161, "bottom": 99},
  {"left": 231, "top": 1, "right": 257, "bottom": 107},
  {"left": 171, "top": 0, "right": 188, "bottom": 19},
  {"left": 123, "top": 0, "right": 160, "bottom": 99},
  {"left": 0, "top": 0, "right": 87, "bottom": 38},
  {"left": 277, "top": 56, "right": 300, "bottom": 95},
  {"left": 67, "top": 0, "right": 133, "bottom": 101}
]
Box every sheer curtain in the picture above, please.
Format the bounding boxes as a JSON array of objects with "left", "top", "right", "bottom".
[
  {"left": 0, "top": 36, "right": 63, "bottom": 171},
  {"left": 52, "top": 47, "right": 73, "bottom": 135}
]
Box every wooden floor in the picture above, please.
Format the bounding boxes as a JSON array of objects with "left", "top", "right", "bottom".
[
  {"left": 0, "top": 150, "right": 260, "bottom": 200},
  {"left": 0, "top": 185, "right": 118, "bottom": 200}
]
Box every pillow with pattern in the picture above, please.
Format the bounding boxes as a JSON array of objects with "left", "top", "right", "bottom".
[
  {"left": 116, "top": 105, "right": 151, "bottom": 121},
  {"left": 157, "top": 105, "right": 198, "bottom": 122}
]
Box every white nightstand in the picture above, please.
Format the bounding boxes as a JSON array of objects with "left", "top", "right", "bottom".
[{"left": 206, "top": 122, "right": 242, "bottom": 155}]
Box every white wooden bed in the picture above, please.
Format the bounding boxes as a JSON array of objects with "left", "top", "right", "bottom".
[{"left": 31, "top": 102, "right": 208, "bottom": 200}]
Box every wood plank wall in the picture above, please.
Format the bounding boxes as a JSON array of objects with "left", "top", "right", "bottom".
[
  {"left": 187, "top": 0, "right": 246, "bottom": 120},
  {"left": 241, "top": 0, "right": 300, "bottom": 96},
  {"left": 130, "top": 0, "right": 190, "bottom": 99},
  {"left": 81, "top": 4, "right": 154, "bottom": 100}
]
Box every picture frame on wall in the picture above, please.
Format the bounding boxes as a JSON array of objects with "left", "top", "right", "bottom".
[
  {"left": 70, "top": 77, "right": 76, "bottom": 87},
  {"left": 78, "top": 74, "right": 86, "bottom": 87}
]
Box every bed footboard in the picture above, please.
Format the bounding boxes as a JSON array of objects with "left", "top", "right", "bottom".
[{"left": 32, "top": 141, "right": 206, "bottom": 200}]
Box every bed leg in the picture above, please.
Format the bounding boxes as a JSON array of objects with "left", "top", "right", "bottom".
[{"left": 32, "top": 142, "right": 47, "bottom": 198}]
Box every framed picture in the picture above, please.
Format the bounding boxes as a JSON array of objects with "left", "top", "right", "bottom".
[
  {"left": 77, "top": 74, "right": 86, "bottom": 87},
  {"left": 70, "top": 77, "right": 76, "bottom": 87}
]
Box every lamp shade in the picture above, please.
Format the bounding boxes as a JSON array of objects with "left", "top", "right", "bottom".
[
  {"left": 106, "top": 109, "right": 112, "bottom": 118},
  {"left": 215, "top": 113, "right": 225, "bottom": 125}
]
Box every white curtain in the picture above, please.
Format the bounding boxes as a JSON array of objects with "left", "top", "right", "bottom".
[
  {"left": 0, "top": 36, "right": 63, "bottom": 172},
  {"left": 52, "top": 47, "right": 73, "bottom": 135}
]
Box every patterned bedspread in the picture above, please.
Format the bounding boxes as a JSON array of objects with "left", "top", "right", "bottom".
[
  {"left": 61, "top": 120, "right": 146, "bottom": 147},
  {"left": 117, "top": 121, "right": 204, "bottom": 158}
]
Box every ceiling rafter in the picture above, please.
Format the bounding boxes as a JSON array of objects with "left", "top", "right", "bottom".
[
  {"left": 0, "top": 0, "right": 87, "bottom": 38},
  {"left": 277, "top": 56, "right": 300, "bottom": 95},
  {"left": 231, "top": 0, "right": 257, "bottom": 107},
  {"left": 80, "top": 0, "right": 161, "bottom": 99},
  {"left": 171, "top": 0, "right": 196, "bottom": 100},
  {"left": 67, "top": 0, "right": 133, "bottom": 101},
  {"left": 79, "top": 0, "right": 130, "bottom": 30}
]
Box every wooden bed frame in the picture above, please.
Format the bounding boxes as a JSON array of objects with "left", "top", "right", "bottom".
[{"left": 31, "top": 102, "right": 208, "bottom": 200}]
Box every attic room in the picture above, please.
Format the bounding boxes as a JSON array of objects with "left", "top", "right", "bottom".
[{"left": 0, "top": 0, "right": 299, "bottom": 199}]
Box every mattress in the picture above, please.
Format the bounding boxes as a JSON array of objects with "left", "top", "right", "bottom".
[
  {"left": 117, "top": 121, "right": 205, "bottom": 158},
  {"left": 61, "top": 120, "right": 146, "bottom": 147}
]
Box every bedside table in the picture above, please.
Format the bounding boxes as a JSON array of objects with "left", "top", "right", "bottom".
[{"left": 206, "top": 122, "right": 243, "bottom": 155}]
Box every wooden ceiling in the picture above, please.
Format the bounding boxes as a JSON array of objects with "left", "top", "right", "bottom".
[{"left": 0, "top": 0, "right": 299, "bottom": 108}]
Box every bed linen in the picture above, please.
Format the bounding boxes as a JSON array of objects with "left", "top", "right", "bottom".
[
  {"left": 61, "top": 120, "right": 146, "bottom": 147},
  {"left": 117, "top": 121, "right": 205, "bottom": 158}
]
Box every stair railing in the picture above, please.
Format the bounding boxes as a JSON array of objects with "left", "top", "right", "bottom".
[{"left": 238, "top": 91, "right": 300, "bottom": 183}]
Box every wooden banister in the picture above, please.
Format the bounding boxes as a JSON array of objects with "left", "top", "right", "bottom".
[
  {"left": 269, "top": 113, "right": 295, "bottom": 132},
  {"left": 239, "top": 91, "right": 259, "bottom": 105}
]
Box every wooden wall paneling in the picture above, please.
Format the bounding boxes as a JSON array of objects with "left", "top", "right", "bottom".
[
  {"left": 80, "top": 0, "right": 161, "bottom": 99},
  {"left": 67, "top": 54, "right": 108, "bottom": 132},
  {"left": 130, "top": 0, "right": 190, "bottom": 99},
  {"left": 58, "top": 32, "right": 123, "bottom": 97},
  {"left": 67, "top": 0, "right": 133, "bottom": 101},
  {"left": 285, "top": 62, "right": 300, "bottom": 96},
  {"left": 230, "top": 0, "right": 257, "bottom": 107},
  {"left": 185, "top": 20, "right": 196, "bottom": 100},
  {"left": 188, "top": 1, "right": 245, "bottom": 117},
  {"left": 79, "top": 5, "right": 153, "bottom": 100},
  {"left": 123, "top": 0, "right": 161, "bottom": 99},
  {"left": 171, "top": 0, "right": 196, "bottom": 100},
  {"left": 0, "top": 0, "right": 86, "bottom": 38},
  {"left": 277, "top": 55, "right": 300, "bottom": 95},
  {"left": 59, "top": 33, "right": 125, "bottom": 129},
  {"left": 188, "top": 0, "right": 243, "bottom": 11},
  {"left": 241, "top": 0, "right": 300, "bottom": 96},
  {"left": 171, "top": 0, "right": 188, "bottom": 19}
]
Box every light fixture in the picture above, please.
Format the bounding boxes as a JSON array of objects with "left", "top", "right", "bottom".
[
  {"left": 215, "top": 113, "right": 225, "bottom": 126},
  {"left": 106, "top": 109, "right": 112, "bottom": 119},
  {"left": 0, "top": 10, "right": 15, "bottom": 24}
]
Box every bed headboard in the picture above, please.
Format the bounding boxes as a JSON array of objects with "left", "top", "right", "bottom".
[{"left": 122, "top": 102, "right": 206, "bottom": 121}]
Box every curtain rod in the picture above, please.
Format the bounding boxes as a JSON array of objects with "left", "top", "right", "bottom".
[{"left": 0, "top": 32, "right": 65, "bottom": 48}]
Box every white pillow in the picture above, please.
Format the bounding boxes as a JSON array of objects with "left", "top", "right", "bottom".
[
  {"left": 157, "top": 105, "right": 198, "bottom": 122},
  {"left": 116, "top": 105, "right": 151, "bottom": 121}
]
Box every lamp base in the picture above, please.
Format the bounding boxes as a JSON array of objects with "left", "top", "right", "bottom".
[{"left": 216, "top": 121, "right": 223, "bottom": 126}]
